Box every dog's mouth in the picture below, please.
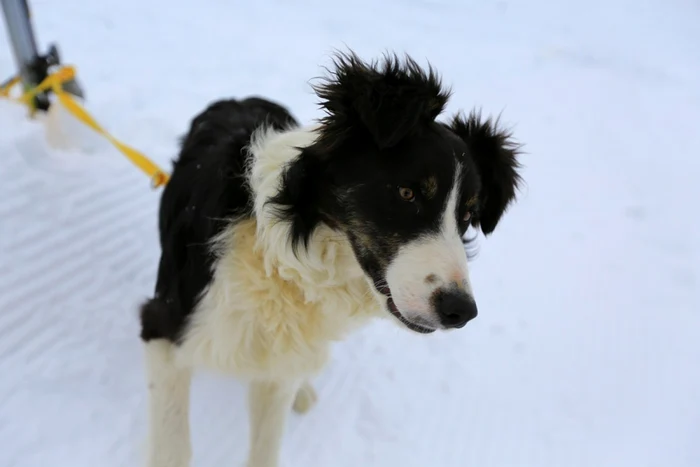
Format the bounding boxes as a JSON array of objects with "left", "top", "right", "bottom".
[{"left": 374, "top": 282, "right": 436, "bottom": 334}]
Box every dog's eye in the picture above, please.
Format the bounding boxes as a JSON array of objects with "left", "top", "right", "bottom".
[
  {"left": 463, "top": 211, "right": 472, "bottom": 222},
  {"left": 398, "top": 187, "right": 415, "bottom": 202}
]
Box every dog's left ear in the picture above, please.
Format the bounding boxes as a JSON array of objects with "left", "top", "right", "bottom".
[
  {"left": 314, "top": 52, "right": 451, "bottom": 150},
  {"left": 352, "top": 59, "right": 448, "bottom": 149},
  {"left": 450, "top": 111, "right": 523, "bottom": 235}
]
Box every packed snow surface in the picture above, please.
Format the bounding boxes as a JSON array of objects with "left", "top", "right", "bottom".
[{"left": 1, "top": 0, "right": 698, "bottom": 466}]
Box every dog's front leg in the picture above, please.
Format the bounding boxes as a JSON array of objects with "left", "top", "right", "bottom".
[
  {"left": 246, "top": 380, "right": 300, "bottom": 467},
  {"left": 144, "top": 340, "right": 193, "bottom": 467}
]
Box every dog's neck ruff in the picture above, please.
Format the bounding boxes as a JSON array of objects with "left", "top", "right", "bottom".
[{"left": 246, "top": 124, "right": 374, "bottom": 304}]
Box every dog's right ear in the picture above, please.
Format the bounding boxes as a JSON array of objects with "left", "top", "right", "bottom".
[
  {"left": 449, "top": 110, "right": 523, "bottom": 235},
  {"left": 313, "top": 51, "right": 451, "bottom": 150}
]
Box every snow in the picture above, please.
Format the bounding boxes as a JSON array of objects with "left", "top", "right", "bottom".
[{"left": 1, "top": 0, "right": 699, "bottom": 466}]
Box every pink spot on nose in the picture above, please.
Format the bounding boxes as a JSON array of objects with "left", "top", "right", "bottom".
[{"left": 449, "top": 271, "right": 465, "bottom": 285}]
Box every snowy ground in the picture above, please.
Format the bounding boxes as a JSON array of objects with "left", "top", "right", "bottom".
[{"left": 1, "top": 0, "right": 699, "bottom": 466}]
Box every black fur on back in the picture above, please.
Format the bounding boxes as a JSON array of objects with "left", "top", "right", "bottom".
[{"left": 140, "top": 97, "right": 298, "bottom": 343}]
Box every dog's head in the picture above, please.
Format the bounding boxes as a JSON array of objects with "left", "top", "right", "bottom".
[{"left": 269, "top": 51, "right": 522, "bottom": 334}]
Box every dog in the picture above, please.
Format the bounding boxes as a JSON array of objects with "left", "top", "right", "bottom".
[{"left": 140, "top": 51, "right": 523, "bottom": 467}]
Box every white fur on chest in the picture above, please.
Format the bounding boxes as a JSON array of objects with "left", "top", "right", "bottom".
[{"left": 176, "top": 126, "right": 383, "bottom": 381}]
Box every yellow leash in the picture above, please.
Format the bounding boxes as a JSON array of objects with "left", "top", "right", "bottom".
[{"left": 0, "top": 65, "right": 169, "bottom": 188}]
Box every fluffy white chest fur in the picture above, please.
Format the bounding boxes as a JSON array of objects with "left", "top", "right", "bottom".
[{"left": 176, "top": 125, "right": 385, "bottom": 381}]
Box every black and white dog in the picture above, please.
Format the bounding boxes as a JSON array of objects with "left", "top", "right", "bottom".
[{"left": 140, "top": 51, "right": 522, "bottom": 467}]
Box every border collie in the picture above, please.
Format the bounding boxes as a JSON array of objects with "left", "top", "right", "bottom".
[{"left": 140, "top": 51, "right": 522, "bottom": 467}]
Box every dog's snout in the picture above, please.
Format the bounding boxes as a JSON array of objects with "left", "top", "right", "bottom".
[{"left": 433, "top": 288, "right": 478, "bottom": 329}]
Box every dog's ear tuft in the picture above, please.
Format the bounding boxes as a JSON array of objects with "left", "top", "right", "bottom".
[
  {"left": 266, "top": 148, "right": 327, "bottom": 256},
  {"left": 450, "top": 110, "right": 523, "bottom": 235},
  {"left": 312, "top": 50, "right": 451, "bottom": 150}
]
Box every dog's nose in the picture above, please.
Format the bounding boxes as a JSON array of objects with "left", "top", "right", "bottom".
[{"left": 433, "top": 289, "right": 478, "bottom": 329}]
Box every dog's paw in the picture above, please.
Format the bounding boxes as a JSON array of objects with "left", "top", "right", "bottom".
[{"left": 292, "top": 382, "right": 317, "bottom": 414}]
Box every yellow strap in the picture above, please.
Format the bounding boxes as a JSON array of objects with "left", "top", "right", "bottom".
[
  {"left": 2, "top": 66, "right": 169, "bottom": 188},
  {"left": 0, "top": 75, "right": 20, "bottom": 98}
]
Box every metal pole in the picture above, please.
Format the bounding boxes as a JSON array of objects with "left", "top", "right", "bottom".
[{"left": 1, "top": 0, "right": 50, "bottom": 109}]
